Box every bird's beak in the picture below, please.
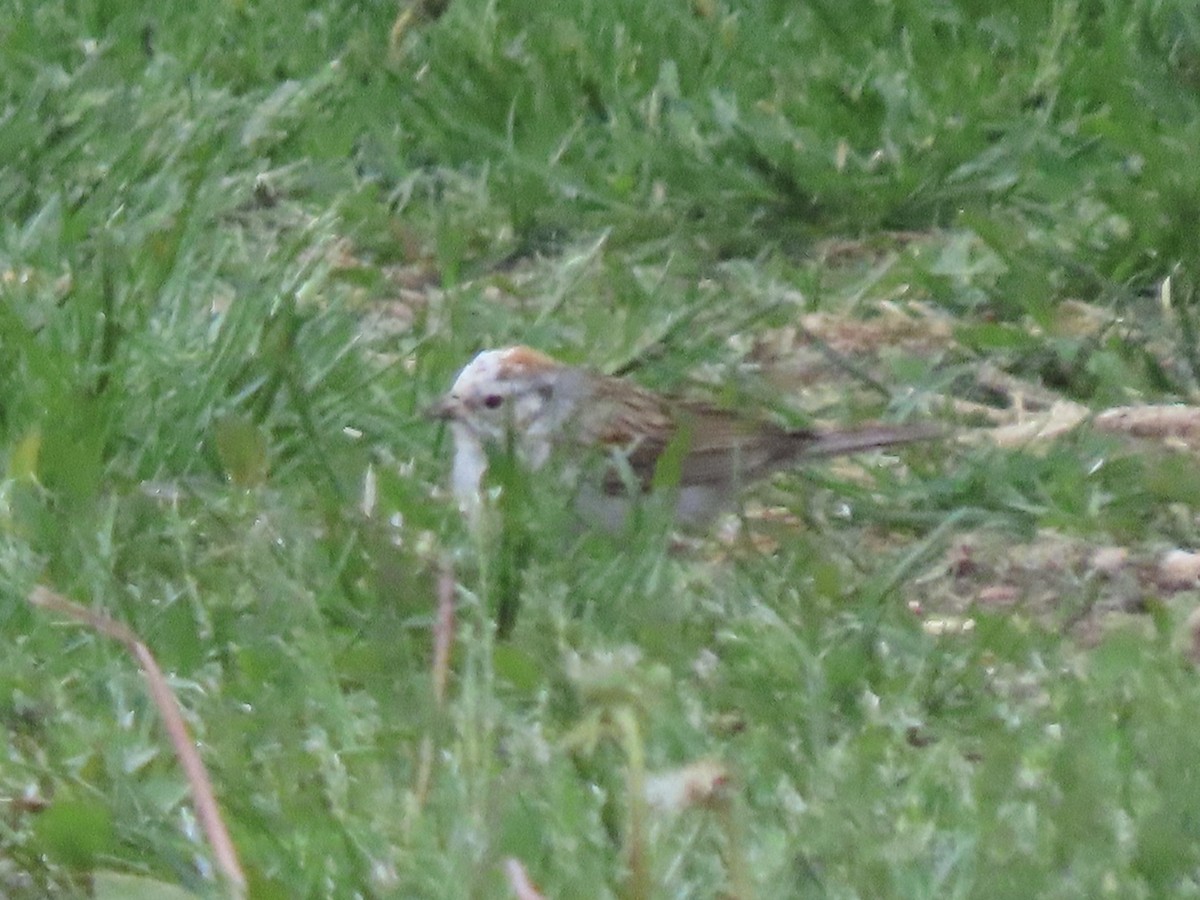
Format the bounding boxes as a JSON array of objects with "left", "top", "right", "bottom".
[{"left": 424, "top": 394, "right": 464, "bottom": 422}]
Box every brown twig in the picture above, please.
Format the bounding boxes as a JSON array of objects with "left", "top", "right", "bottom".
[
  {"left": 432, "top": 562, "right": 456, "bottom": 706},
  {"left": 613, "top": 706, "right": 651, "bottom": 900},
  {"left": 409, "top": 560, "right": 458, "bottom": 823},
  {"left": 28, "top": 587, "right": 246, "bottom": 896},
  {"left": 504, "top": 857, "right": 548, "bottom": 900}
]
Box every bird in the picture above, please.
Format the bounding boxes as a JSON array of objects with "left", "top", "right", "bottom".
[{"left": 428, "top": 346, "right": 939, "bottom": 531}]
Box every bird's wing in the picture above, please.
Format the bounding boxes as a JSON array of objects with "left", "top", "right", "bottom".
[
  {"left": 579, "top": 385, "right": 940, "bottom": 495},
  {"left": 572, "top": 380, "right": 676, "bottom": 492},
  {"left": 578, "top": 388, "right": 804, "bottom": 494},
  {"left": 661, "top": 403, "right": 810, "bottom": 489}
]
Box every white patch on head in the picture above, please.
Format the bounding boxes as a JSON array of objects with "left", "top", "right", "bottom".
[
  {"left": 442, "top": 346, "right": 583, "bottom": 485},
  {"left": 445, "top": 348, "right": 531, "bottom": 448},
  {"left": 450, "top": 348, "right": 509, "bottom": 396},
  {"left": 451, "top": 347, "right": 559, "bottom": 394}
]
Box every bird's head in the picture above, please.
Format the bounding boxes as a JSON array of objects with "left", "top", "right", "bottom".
[{"left": 428, "top": 346, "right": 587, "bottom": 464}]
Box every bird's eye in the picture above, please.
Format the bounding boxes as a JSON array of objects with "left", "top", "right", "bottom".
[{"left": 483, "top": 394, "right": 504, "bottom": 410}]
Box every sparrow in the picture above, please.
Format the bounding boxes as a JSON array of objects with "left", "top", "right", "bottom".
[{"left": 428, "top": 346, "right": 938, "bottom": 531}]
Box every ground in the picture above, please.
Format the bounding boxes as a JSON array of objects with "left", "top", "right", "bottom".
[{"left": 4, "top": 1, "right": 1200, "bottom": 897}]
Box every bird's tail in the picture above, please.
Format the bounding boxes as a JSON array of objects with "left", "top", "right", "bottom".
[{"left": 798, "top": 422, "right": 944, "bottom": 459}]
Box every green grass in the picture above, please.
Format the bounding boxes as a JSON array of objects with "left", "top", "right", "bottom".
[{"left": 5, "top": 0, "right": 1200, "bottom": 896}]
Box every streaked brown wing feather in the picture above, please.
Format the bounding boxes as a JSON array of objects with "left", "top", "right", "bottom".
[
  {"left": 583, "top": 391, "right": 809, "bottom": 494},
  {"left": 661, "top": 403, "right": 806, "bottom": 489},
  {"left": 574, "top": 380, "right": 675, "bottom": 493},
  {"left": 577, "top": 377, "right": 939, "bottom": 496}
]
